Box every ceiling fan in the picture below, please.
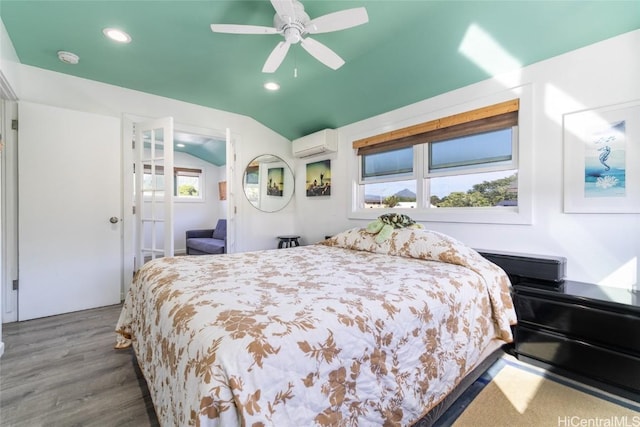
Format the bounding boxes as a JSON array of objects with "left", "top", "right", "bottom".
[{"left": 211, "top": 0, "right": 368, "bottom": 73}]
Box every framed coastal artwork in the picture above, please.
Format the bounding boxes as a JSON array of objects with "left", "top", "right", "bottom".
[
  {"left": 563, "top": 100, "right": 640, "bottom": 213},
  {"left": 306, "top": 159, "right": 331, "bottom": 197}
]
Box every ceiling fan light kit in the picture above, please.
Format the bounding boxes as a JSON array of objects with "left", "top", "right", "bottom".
[
  {"left": 264, "top": 82, "right": 281, "bottom": 91},
  {"left": 211, "top": 0, "right": 368, "bottom": 73},
  {"left": 102, "top": 27, "right": 132, "bottom": 44}
]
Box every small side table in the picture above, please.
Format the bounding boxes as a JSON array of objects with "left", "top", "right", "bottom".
[{"left": 277, "top": 235, "right": 300, "bottom": 249}]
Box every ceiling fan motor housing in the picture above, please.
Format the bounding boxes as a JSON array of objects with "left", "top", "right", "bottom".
[{"left": 274, "top": 1, "right": 309, "bottom": 44}]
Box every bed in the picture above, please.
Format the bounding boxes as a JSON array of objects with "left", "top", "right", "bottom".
[{"left": 115, "top": 227, "right": 517, "bottom": 426}]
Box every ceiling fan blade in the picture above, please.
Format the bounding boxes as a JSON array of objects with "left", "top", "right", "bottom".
[
  {"left": 270, "top": 0, "right": 297, "bottom": 23},
  {"left": 262, "top": 41, "right": 291, "bottom": 73},
  {"left": 210, "top": 24, "right": 278, "bottom": 35},
  {"left": 306, "top": 7, "right": 369, "bottom": 34},
  {"left": 300, "top": 37, "right": 345, "bottom": 70}
]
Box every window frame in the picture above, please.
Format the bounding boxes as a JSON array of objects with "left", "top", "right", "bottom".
[
  {"left": 357, "top": 145, "right": 421, "bottom": 210},
  {"left": 349, "top": 89, "right": 533, "bottom": 224},
  {"left": 174, "top": 167, "right": 205, "bottom": 202}
]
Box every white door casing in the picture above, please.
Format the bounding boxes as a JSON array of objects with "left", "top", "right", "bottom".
[
  {"left": 225, "top": 128, "right": 236, "bottom": 254},
  {"left": 121, "top": 116, "right": 135, "bottom": 298},
  {"left": 18, "top": 101, "right": 121, "bottom": 320},
  {"left": 1, "top": 100, "right": 18, "bottom": 324}
]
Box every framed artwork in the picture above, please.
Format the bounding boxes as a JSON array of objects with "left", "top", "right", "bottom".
[
  {"left": 266, "top": 167, "right": 284, "bottom": 196},
  {"left": 218, "top": 181, "right": 227, "bottom": 201},
  {"left": 306, "top": 159, "right": 331, "bottom": 197},
  {"left": 563, "top": 100, "right": 640, "bottom": 213}
]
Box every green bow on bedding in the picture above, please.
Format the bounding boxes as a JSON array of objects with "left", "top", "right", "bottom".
[{"left": 366, "top": 213, "right": 423, "bottom": 243}]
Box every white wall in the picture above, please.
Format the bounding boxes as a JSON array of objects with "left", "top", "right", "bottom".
[
  {"left": 295, "top": 30, "right": 640, "bottom": 289},
  {"left": 234, "top": 146, "right": 297, "bottom": 252}
]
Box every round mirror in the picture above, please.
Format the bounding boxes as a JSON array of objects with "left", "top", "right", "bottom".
[{"left": 243, "top": 154, "right": 294, "bottom": 212}]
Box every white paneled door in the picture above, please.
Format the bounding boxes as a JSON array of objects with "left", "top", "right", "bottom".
[{"left": 18, "top": 102, "right": 121, "bottom": 320}]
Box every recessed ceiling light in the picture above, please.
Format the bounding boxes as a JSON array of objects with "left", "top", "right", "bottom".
[
  {"left": 57, "top": 51, "right": 79, "bottom": 65},
  {"left": 264, "top": 82, "right": 280, "bottom": 91},
  {"left": 176, "top": 143, "right": 185, "bottom": 148},
  {"left": 103, "top": 28, "right": 131, "bottom": 43}
]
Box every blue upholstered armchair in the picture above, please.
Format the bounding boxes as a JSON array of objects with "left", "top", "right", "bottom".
[{"left": 185, "top": 219, "right": 227, "bottom": 255}]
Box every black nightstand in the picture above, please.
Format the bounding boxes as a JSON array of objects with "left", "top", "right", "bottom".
[{"left": 512, "top": 281, "right": 640, "bottom": 402}]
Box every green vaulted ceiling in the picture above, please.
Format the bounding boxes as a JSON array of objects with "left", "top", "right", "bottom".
[{"left": 2, "top": 1, "right": 639, "bottom": 144}]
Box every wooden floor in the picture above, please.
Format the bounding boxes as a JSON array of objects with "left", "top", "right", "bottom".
[
  {"left": 0, "top": 304, "right": 159, "bottom": 426},
  {"left": 4, "top": 304, "right": 632, "bottom": 426}
]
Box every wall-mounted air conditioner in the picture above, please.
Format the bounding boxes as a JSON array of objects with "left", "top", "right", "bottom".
[{"left": 292, "top": 129, "right": 338, "bottom": 158}]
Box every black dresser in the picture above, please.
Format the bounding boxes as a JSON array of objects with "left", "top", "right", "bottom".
[
  {"left": 479, "top": 250, "right": 640, "bottom": 402},
  {"left": 514, "top": 281, "right": 640, "bottom": 402}
]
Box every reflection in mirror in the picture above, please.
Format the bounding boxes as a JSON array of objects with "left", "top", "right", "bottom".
[{"left": 243, "top": 155, "right": 294, "bottom": 212}]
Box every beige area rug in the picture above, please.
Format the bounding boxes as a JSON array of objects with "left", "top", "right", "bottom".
[{"left": 453, "top": 363, "right": 639, "bottom": 427}]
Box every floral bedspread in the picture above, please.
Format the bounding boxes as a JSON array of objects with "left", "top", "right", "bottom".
[{"left": 115, "top": 228, "right": 516, "bottom": 427}]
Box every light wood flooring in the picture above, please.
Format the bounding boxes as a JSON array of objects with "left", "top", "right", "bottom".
[{"left": 0, "top": 304, "right": 159, "bottom": 426}]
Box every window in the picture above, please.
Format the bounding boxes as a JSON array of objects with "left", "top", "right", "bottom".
[
  {"left": 427, "top": 128, "right": 518, "bottom": 208},
  {"left": 361, "top": 147, "right": 416, "bottom": 209},
  {"left": 174, "top": 167, "right": 202, "bottom": 199},
  {"left": 353, "top": 99, "right": 523, "bottom": 219},
  {"left": 141, "top": 165, "right": 203, "bottom": 200}
]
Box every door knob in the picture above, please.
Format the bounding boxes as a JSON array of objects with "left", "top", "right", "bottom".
[{"left": 109, "top": 216, "right": 120, "bottom": 224}]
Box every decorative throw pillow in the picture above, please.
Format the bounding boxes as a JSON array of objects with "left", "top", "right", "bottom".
[{"left": 365, "top": 213, "right": 423, "bottom": 243}]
